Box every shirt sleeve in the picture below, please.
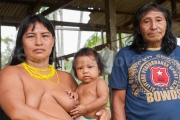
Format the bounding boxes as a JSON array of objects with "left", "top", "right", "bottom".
[{"left": 109, "top": 50, "right": 128, "bottom": 90}]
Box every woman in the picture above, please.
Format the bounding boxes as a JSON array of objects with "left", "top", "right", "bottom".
[{"left": 0, "top": 14, "right": 110, "bottom": 120}]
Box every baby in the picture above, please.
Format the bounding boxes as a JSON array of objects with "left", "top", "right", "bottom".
[{"left": 67, "top": 47, "right": 109, "bottom": 120}]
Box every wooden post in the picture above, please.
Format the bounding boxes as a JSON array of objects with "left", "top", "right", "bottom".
[
  {"left": 118, "top": 30, "right": 123, "bottom": 49},
  {"left": 101, "top": 30, "right": 104, "bottom": 44},
  {"left": 105, "top": 0, "right": 117, "bottom": 52},
  {"left": 0, "top": 21, "right": 1, "bottom": 70},
  {"left": 104, "top": 0, "right": 117, "bottom": 119}
]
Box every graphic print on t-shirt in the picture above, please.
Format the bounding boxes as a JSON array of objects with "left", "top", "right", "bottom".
[
  {"left": 128, "top": 54, "right": 180, "bottom": 103},
  {"left": 150, "top": 66, "right": 170, "bottom": 88}
]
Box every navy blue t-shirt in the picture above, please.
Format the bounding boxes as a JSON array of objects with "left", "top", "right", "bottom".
[{"left": 109, "top": 46, "right": 180, "bottom": 120}]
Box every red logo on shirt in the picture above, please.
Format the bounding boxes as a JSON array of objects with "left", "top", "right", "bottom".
[{"left": 150, "top": 66, "right": 170, "bottom": 88}]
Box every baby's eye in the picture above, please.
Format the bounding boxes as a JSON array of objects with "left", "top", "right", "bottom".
[
  {"left": 88, "top": 66, "right": 93, "bottom": 68},
  {"left": 77, "top": 67, "right": 82, "bottom": 70}
]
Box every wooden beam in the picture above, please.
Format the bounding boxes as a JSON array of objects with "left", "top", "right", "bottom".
[
  {"left": 170, "top": 0, "right": 177, "bottom": 15},
  {"left": 0, "top": 0, "right": 35, "bottom": 5},
  {"left": 0, "top": 15, "right": 133, "bottom": 33},
  {"left": 63, "top": 6, "right": 134, "bottom": 15},
  {"left": 0, "top": 16, "right": 22, "bottom": 24},
  {"left": 0, "top": 20, "right": 1, "bottom": 70},
  {"left": 26, "top": 0, "right": 44, "bottom": 15},
  {"left": 57, "top": 52, "right": 76, "bottom": 60},
  {"left": 41, "top": 0, "right": 74, "bottom": 16},
  {"left": 105, "top": 0, "right": 117, "bottom": 51},
  {"left": 56, "top": 44, "right": 107, "bottom": 61},
  {"left": 156, "top": 0, "right": 167, "bottom": 4},
  {"left": 51, "top": 20, "right": 106, "bottom": 30},
  {"left": 121, "top": 19, "right": 133, "bottom": 27},
  {"left": 171, "top": 14, "right": 180, "bottom": 20}
]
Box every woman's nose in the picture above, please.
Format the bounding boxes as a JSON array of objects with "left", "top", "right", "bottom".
[{"left": 35, "top": 36, "right": 43, "bottom": 45}]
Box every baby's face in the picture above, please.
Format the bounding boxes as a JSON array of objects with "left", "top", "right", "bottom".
[{"left": 75, "top": 55, "right": 100, "bottom": 83}]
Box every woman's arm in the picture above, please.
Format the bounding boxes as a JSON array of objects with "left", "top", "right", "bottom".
[
  {"left": 111, "top": 89, "right": 126, "bottom": 120},
  {"left": 96, "top": 107, "right": 111, "bottom": 120},
  {"left": 0, "top": 66, "right": 65, "bottom": 120}
]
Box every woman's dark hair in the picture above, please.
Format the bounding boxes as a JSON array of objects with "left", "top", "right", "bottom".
[
  {"left": 72, "top": 47, "right": 105, "bottom": 78},
  {"left": 9, "top": 14, "right": 55, "bottom": 65},
  {"left": 130, "top": 3, "right": 177, "bottom": 54}
]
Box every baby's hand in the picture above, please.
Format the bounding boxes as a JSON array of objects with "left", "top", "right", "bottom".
[
  {"left": 65, "top": 90, "right": 78, "bottom": 101},
  {"left": 70, "top": 105, "right": 87, "bottom": 119}
]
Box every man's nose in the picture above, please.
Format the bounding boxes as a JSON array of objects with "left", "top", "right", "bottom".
[{"left": 150, "top": 20, "right": 158, "bottom": 29}]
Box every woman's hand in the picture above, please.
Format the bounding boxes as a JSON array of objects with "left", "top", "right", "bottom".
[{"left": 96, "top": 108, "right": 111, "bottom": 120}]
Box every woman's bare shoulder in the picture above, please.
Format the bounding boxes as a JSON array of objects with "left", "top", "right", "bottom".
[
  {"left": 0, "top": 65, "right": 22, "bottom": 81},
  {"left": 56, "top": 70, "right": 78, "bottom": 90},
  {"left": 56, "top": 70, "right": 73, "bottom": 78},
  {"left": 1, "top": 65, "right": 20, "bottom": 74}
]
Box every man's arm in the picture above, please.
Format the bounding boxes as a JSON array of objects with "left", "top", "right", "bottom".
[{"left": 111, "top": 89, "right": 126, "bottom": 120}]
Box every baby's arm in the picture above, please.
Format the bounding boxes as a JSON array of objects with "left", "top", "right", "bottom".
[{"left": 70, "top": 78, "right": 109, "bottom": 118}]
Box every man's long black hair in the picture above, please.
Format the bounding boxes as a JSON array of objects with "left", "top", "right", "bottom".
[{"left": 130, "top": 3, "right": 177, "bottom": 54}]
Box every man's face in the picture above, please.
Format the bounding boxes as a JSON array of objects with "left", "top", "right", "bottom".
[{"left": 139, "top": 10, "right": 167, "bottom": 48}]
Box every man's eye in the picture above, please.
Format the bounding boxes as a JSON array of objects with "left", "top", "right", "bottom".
[
  {"left": 157, "top": 19, "right": 162, "bottom": 22},
  {"left": 42, "top": 35, "right": 49, "bottom": 38},
  {"left": 144, "top": 20, "right": 149, "bottom": 23}
]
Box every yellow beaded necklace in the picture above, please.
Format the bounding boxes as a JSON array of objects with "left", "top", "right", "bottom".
[{"left": 21, "top": 62, "right": 60, "bottom": 86}]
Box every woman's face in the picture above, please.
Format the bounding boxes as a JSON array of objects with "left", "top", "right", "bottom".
[
  {"left": 140, "top": 10, "right": 167, "bottom": 48},
  {"left": 22, "top": 22, "right": 54, "bottom": 63}
]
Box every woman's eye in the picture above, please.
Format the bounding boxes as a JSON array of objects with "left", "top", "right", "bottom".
[
  {"left": 27, "top": 36, "right": 34, "bottom": 38},
  {"left": 89, "top": 66, "right": 93, "bottom": 68},
  {"left": 77, "top": 68, "right": 82, "bottom": 70}
]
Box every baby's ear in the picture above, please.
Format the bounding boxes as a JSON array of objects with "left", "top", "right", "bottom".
[{"left": 98, "top": 69, "right": 101, "bottom": 74}]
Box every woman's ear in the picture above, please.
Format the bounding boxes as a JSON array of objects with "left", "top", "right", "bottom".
[{"left": 52, "top": 36, "right": 55, "bottom": 47}]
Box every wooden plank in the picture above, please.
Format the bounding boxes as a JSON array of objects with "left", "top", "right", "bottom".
[
  {"left": 170, "top": 0, "right": 177, "bottom": 15},
  {"left": 56, "top": 44, "right": 107, "bottom": 60},
  {"left": 0, "top": 20, "right": 1, "bottom": 70},
  {"left": 26, "top": 0, "right": 44, "bottom": 15},
  {"left": 105, "top": 0, "right": 117, "bottom": 51},
  {"left": 63, "top": 6, "right": 134, "bottom": 15},
  {"left": 41, "top": 0, "right": 74, "bottom": 16},
  {"left": 0, "top": 16, "right": 133, "bottom": 33},
  {"left": 156, "top": 0, "right": 166, "bottom": 4}
]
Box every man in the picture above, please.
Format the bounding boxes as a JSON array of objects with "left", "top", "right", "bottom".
[{"left": 109, "top": 3, "right": 180, "bottom": 120}]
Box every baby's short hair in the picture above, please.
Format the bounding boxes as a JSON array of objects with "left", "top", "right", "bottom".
[{"left": 72, "top": 47, "right": 105, "bottom": 78}]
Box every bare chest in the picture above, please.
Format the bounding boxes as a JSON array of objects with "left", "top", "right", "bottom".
[{"left": 20, "top": 72, "right": 77, "bottom": 113}]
